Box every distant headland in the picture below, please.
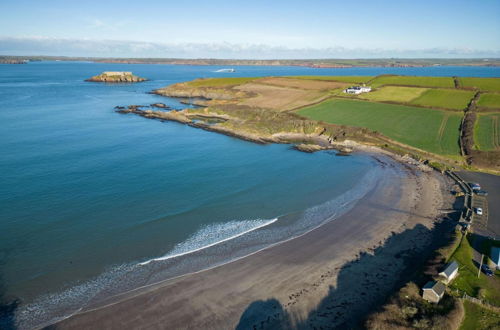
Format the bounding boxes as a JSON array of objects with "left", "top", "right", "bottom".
[
  {"left": 1, "top": 55, "right": 499, "bottom": 68},
  {"left": 85, "top": 71, "right": 147, "bottom": 83}
]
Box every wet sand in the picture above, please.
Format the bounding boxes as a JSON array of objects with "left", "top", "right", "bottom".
[{"left": 53, "top": 157, "right": 451, "bottom": 329}]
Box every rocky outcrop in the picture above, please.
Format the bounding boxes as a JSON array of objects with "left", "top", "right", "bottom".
[
  {"left": 150, "top": 103, "right": 169, "bottom": 109},
  {"left": 86, "top": 71, "right": 147, "bottom": 83}
]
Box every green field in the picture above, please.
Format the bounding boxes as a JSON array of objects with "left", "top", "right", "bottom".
[
  {"left": 410, "top": 89, "right": 475, "bottom": 110},
  {"left": 288, "top": 75, "right": 374, "bottom": 83},
  {"left": 297, "top": 98, "right": 462, "bottom": 156},
  {"left": 449, "top": 234, "right": 500, "bottom": 305},
  {"left": 460, "top": 301, "right": 500, "bottom": 330},
  {"left": 474, "top": 113, "right": 500, "bottom": 151},
  {"left": 370, "top": 75, "right": 455, "bottom": 88},
  {"left": 477, "top": 93, "right": 500, "bottom": 110},
  {"left": 187, "top": 77, "right": 257, "bottom": 87},
  {"left": 459, "top": 77, "right": 500, "bottom": 92},
  {"left": 359, "top": 86, "right": 428, "bottom": 103}
]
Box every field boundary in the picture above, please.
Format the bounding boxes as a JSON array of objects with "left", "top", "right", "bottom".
[
  {"left": 460, "top": 91, "right": 481, "bottom": 163},
  {"left": 437, "top": 114, "right": 450, "bottom": 153},
  {"left": 327, "top": 94, "right": 466, "bottom": 113},
  {"left": 492, "top": 115, "right": 499, "bottom": 149}
]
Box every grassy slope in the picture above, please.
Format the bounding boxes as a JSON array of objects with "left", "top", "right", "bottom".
[
  {"left": 459, "top": 78, "right": 500, "bottom": 92},
  {"left": 288, "top": 75, "right": 374, "bottom": 83},
  {"left": 359, "top": 86, "right": 428, "bottom": 103},
  {"left": 411, "top": 89, "right": 476, "bottom": 110},
  {"left": 460, "top": 301, "right": 500, "bottom": 330},
  {"left": 477, "top": 93, "right": 500, "bottom": 110},
  {"left": 370, "top": 75, "right": 455, "bottom": 88},
  {"left": 297, "top": 98, "right": 461, "bottom": 156},
  {"left": 474, "top": 113, "right": 500, "bottom": 151},
  {"left": 449, "top": 234, "right": 500, "bottom": 305}
]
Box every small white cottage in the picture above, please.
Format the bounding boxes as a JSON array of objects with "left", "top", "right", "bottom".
[
  {"left": 439, "top": 261, "right": 459, "bottom": 284},
  {"left": 492, "top": 247, "right": 500, "bottom": 270}
]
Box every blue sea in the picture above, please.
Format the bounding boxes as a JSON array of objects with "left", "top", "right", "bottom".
[{"left": 1, "top": 62, "right": 499, "bottom": 328}]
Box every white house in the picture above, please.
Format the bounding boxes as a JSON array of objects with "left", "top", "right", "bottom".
[
  {"left": 439, "top": 261, "right": 459, "bottom": 284},
  {"left": 422, "top": 281, "right": 446, "bottom": 303},
  {"left": 492, "top": 247, "right": 500, "bottom": 270},
  {"left": 344, "top": 86, "right": 372, "bottom": 94}
]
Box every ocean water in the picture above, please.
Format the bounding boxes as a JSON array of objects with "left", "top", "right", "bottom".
[{"left": 1, "top": 62, "right": 499, "bottom": 328}]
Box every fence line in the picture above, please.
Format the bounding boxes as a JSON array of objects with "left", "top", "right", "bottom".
[{"left": 453, "top": 289, "right": 500, "bottom": 312}]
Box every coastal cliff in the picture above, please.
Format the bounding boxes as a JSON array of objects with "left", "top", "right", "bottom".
[{"left": 86, "top": 71, "right": 147, "bottom": 83}]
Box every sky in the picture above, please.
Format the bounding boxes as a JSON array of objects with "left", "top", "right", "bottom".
[{"left": 0, "top": 0, "right": 499, "bottom": 58}]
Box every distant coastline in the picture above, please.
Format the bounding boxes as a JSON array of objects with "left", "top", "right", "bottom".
[{"left": 1, "top": 55, "right": 500, "bottom": 67}]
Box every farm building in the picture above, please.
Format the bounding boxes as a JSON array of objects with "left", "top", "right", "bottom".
[
  {"left": 492, "top": 247, "right": 500, "bottom": 270},
  {"left": 344, "top": 86, "right": 372, "bottom": 94},
  {"left": 422, "top": 281, "right": 446, "bottom": 303},
  {"left": 438, "top": 261, "right": 459, "bottom": 284}
]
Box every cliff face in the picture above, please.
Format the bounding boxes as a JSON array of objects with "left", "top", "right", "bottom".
[{"left": 85, "top": 72, "right": 146, "bottom": 83}]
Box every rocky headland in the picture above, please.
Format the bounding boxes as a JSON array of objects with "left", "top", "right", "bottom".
[
  {"left": 119, "top": 78, "right": 462, "bottom": 170},
  {"left": 85, "top": 71, "right": 147, "bottom": 83}
]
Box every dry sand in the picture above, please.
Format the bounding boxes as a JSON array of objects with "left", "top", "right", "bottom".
[{"left": 53, "top": 156, "right": 452, "bottom": 330}]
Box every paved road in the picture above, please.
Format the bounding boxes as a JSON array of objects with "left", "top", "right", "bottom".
[{"left": 458, "top": 171, "right": 500, "bottom": 239}]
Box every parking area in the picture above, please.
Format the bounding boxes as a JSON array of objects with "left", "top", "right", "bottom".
[{"left": 459, "top": 171, "right": 500, "bottom": 239}]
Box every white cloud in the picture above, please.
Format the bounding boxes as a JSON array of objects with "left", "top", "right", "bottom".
[{"left": 0, "top": 36, "right": 498, "bottom": 59}]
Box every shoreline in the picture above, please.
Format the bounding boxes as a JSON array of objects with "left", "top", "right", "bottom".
[
  {"left": 51, "top": 153, "right": 454, "bottom": 329},
  {"left": 24, "top": 152, "right": 380, "bottom": 330}
]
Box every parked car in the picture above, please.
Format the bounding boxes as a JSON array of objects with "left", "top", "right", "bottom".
[
  {"left": 476, "top": 190, "right": 488, "bottom": 196},
  {"left": 475, "top": 207, "right": 483, "bottom": 216},
  {"left": 470, "top": 183, "right": 481, "bottom": 191},
  {"left": 481, "top": 264, "right": 494, "bottom": 277}
]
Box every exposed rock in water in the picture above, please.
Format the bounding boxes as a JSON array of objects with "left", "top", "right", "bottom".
[
  {"left": 85, "top": 71, "right": 147, "bottom": 83},
  {"left": 294, "top": 144, "right": 326, "bottom": 153},
  {"left": 337, "top": 147, "right": 354, "bottom": 156},
  {"left": 150, "top": 103, "right": 170, "bottom": 109}
]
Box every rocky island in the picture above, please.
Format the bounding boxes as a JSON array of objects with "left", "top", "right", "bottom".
[{"left": 85, "top": 71, "right": 147, "bottom": 83}]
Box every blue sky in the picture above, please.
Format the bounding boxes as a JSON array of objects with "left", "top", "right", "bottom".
[{"left": 0, "top": 0, "right": 499, "bottom": 58}]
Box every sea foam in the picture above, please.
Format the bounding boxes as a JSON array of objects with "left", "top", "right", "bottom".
[{"left": 139, "top": 218, "right": 278, "bottom": 265}]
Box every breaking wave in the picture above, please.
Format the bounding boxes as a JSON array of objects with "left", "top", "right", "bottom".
[
  {"left": 15, "top": 165, "right": 384, "bottom": 330},
  {"left": 139, "top": 218, "right": 278, "bottom": 265}
]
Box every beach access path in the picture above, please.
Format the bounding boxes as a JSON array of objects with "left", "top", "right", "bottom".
[{"left": 54, "top": 156, "right": 452, "bottom": 329}]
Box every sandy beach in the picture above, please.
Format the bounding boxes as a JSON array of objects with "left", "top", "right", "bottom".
[{"left": 51, "top": 155, "right": 453, "bottom": 330}]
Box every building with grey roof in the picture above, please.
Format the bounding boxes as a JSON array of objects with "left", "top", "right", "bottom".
[
  {"left": 422, "top": 281, "right": 446, "bottom": 303},
  {"left": 438, "top": 261, "right": 459, "bottom": 284}
]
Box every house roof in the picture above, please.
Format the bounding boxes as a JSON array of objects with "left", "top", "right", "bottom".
[
  {"left": 423, "top": 281, "right": 446, "bottom": 296},
  {"left": 440, "top": 261, "right": 459, "bottom": 278}
]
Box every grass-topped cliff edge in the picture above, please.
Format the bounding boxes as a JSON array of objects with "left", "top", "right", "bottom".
[{"left": 122, "top": 75, "right": 500, "bottom": 173}]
